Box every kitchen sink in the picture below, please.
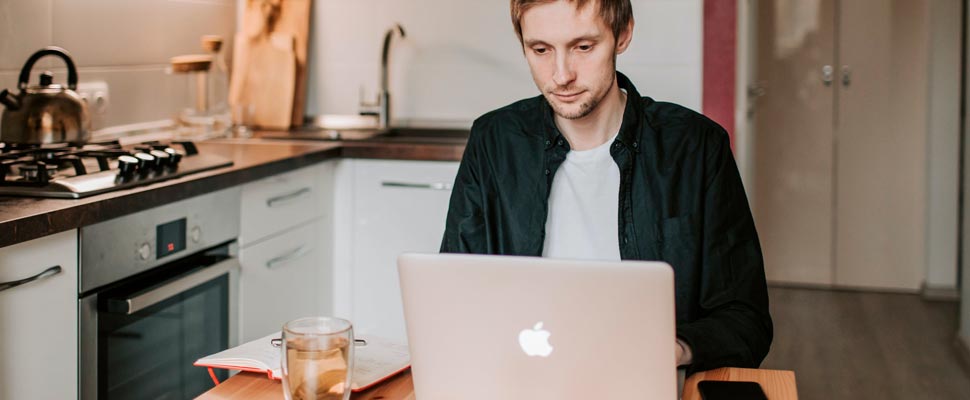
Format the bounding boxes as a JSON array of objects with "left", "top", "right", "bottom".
[{"left": 261, "top": 126, "right": 470, "bottom": 142}]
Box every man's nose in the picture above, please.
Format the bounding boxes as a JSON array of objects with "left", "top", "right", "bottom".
[{"left": 552, "top": 54, "right": 576, "bottom": 87}]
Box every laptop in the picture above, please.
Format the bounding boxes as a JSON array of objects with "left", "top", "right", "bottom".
[{"left": 397, "top": 253, "right": 677, "bottom": 399}]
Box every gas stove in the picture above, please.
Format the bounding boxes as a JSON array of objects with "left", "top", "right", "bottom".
[{"left": 0, "top": 140, "right": 233, "bottom": 198}]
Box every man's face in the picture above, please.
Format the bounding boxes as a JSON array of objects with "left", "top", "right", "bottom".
[{"left": 520, "top": 1, "right": 631, "bottom": 120}]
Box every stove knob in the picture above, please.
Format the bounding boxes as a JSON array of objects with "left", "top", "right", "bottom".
[
  {"left": 134, "top": 152, "right": 157, "bottom": 171},
  {"left": 190, "top": 226, "right": 202, "bottom": 243},
  {"left": 164, "top": 147, "right": 183, "bottom": 165},
  {"left": 138, "top": 242, "right": 152, "bottom": 261},
  {"left": 150, "top": 150, "right": 171, "bottom": 168},
  {"left": 117, "top": 155, "right": 140, "bottom": 176}
]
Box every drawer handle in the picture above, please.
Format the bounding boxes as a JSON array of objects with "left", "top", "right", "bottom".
[
  {"left": 266, "top": 245, "right": 311, "bottom": 269},
  {"left": 266, "top": 187, "right": 311, "bottom": 208},
  {"left": 0, "top": 265, "right": 61, "bottom": 293},
  {"left": 381, "top": 181, "right": 453, "bottom": 191}
]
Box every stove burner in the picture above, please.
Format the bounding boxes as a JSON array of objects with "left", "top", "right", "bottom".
[
  {"left": 18, "top": 162, "right": 59, "bottom": 182},
  {"left": 0, "top": 139, "right": 231, "bottom": 198}
]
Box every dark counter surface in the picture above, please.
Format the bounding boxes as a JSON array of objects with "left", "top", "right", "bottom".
[{"left": 0, "top": 131, "right": 466, "bottom": 248}]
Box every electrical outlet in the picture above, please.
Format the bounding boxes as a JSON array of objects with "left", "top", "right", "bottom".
[
  {"left": 76, "top": 81, "right": 110, "bottom": 130},
  {"left": 76, "top": 81, "right": 109, "bottom": 115}
]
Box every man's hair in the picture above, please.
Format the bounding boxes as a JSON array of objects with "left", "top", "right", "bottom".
[{"left": 510, "top": 0, "right": 633, "bottom": 43}]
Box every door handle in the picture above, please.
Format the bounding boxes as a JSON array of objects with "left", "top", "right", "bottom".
[
  {"left": 266, "top": 245, "right": 311, "bottom": 269},
  {"left": 822, "top": 65, "right": 834, "bottom": 87},
  {"left": 105, "top": 258, "right": 238, "bottom": 315},
  {"left": 0, "top": 265, "right": 61, "bottom": 292},
  {"left": 381, "top": 181, "right": 453, "bottom": 191},
  {"left": 841, "top": 65, "right": 851, "bottom": 87},
  {"left": 266, "top": 187, "right": 311, "bottom": 208}
]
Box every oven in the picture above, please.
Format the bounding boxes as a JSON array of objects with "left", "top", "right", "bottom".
[{"left": 79, "top": 187, "right": 240, "bottom": 400}]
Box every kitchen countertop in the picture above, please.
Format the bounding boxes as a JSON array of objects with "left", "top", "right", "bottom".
[{"left": 0, "top": 130, "right": 467, "bottom": 249}]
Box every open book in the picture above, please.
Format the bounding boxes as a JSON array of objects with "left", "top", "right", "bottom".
[{"left": 194, "top": 332, "right": 410, "bottom": 392}]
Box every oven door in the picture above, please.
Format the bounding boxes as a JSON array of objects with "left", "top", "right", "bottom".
[{"left": 80, "top": 253, "right": 239, "bottom": 400}]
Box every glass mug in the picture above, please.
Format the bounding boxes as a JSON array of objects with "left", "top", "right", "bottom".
[{"left": 281, "top": 317, "right": 355, "bottom": 400}]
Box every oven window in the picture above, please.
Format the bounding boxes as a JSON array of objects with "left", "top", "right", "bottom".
[{"left": 99, "top": 274, "right": 229, "bottom": 399}]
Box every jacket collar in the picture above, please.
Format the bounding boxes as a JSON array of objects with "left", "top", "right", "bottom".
[{"left": 541, "top": 71, "right": 644, "bottom": 153}]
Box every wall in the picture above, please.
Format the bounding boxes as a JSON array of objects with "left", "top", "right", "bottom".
[
  {"left": 0, "top": 0, "right": 236, "bottom": 130},
  {"left": 961, "top": 0, "right": 970, "bottom": 353},
  {"left": 306, "top": 0, "right": 703, "bottom": 127},
  {"left": 924, "top": 0, "right": 962, "bottom": 293}
]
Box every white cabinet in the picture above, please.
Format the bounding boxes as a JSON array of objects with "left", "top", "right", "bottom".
[
  {"left": 334, "top": 159, "right": 460, "bottom": 343},
  {"left": 240, "top": 163, "right": 327, "bottom": 248},
  {"left": 240, "top": 221, "right": 326, "bottom": 341},
  {"left": 0, "top": 230, "right": 78, "bottom": 400},
  {"left": 239, "top": 161, "right": 335, "bottom": 342}
]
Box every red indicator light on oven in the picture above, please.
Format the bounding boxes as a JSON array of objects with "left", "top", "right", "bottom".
[{"left": 167, "top": 243, "right": 175, "bottom": 251}]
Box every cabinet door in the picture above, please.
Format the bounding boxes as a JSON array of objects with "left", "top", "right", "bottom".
[
  {"left": 240, "top": 162, "right": 334, "bottom": 247},
  {"left": 239, "top": 221, "right": 325, "bottom": 342},
  {"left": 350, "top": 159, "right": 460, "bottom": 342},
  {"left": 0, "top": 230, "right": 78, "bottom": 400}
]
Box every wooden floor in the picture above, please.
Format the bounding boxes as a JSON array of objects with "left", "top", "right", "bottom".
[{"left": 761, "top": 286, "right": 970, "bottom": 400}]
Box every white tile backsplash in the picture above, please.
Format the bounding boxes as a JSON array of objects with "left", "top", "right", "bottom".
[
  {"left": 52, "top": 0, "right": 235, "bottom": 67},
  {"left": 0, "top": 0, "right": 234, "bottom": 129},
  {"left": 0, "top": 0, "right": 54, "bottom": 71},
  {"left": 306, "top": 0, "right": 703, "bottom": 125}
]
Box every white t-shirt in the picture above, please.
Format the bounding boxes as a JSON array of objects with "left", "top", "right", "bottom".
[{"left": 541, "top": 131, "right": 621, "bottom": 260}]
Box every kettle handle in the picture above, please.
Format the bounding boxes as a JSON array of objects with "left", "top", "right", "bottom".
[{"left": 17, "top": 46, "right": 78, "bottom": 91}]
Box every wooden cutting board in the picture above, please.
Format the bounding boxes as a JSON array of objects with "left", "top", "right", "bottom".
[
  {"left": 229, "top": 0, "right": 311, "bottom": 129},
  {"left": 231, "top": 32, "right": 295, "bottom": 129}
]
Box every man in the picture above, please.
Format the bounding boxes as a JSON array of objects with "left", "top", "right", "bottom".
[{"left": 440, "top": 0, "right": 772, "bottom": 375}]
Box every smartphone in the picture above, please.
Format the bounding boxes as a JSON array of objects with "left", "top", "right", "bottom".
[{"left": 697, "top": 380, "right": 768, "bottom": 400}]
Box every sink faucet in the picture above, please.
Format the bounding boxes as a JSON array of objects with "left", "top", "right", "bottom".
[{"left": 360, "top": 23, "right": 406, "bottom": 130}]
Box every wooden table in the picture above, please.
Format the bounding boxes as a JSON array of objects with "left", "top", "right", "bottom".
[{"left": 196, "top": 367, "right": 797, "bottom": 399}]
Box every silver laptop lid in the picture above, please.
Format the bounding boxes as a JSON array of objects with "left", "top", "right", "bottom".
[{"left": 398, "top": 253, "right": 677, "bottom": 400}]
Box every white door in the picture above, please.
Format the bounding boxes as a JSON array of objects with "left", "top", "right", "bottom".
[
  {"left": 833, "top": 0, "right": 929, "bottom": 290},
  {"left": 752, "top": 0, "right": 929, "bottom": 290},
  {"left": 753, "top": 0, "right": 838, "bottom": 285}
]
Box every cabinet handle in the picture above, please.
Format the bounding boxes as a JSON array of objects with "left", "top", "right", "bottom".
[
  {"left": 266, "top": 245, "right": 311, "bottom": 269},
  {"left": 0, "top": 265, "right": 61, "bottom": 293},
  {"left": 381, "top": 181, "right": 453, "bottom": 191},
  {"left": 266, "top": 187, "right": 311, "bottom": 208},
  {"left": 841, "top": 65, "right": 851, "bottom": 87},
  {"left": 822, "top": 65, "right": 834, "bottom": 86}
]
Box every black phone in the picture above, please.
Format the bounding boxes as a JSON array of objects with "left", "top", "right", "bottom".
[{"left": 697, "top": 380, "right": 768, "bottom": 400}]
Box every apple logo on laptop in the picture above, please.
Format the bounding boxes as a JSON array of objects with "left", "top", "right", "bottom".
[{"left": 518, "top": 322, "right": 553, "bottom": 357}]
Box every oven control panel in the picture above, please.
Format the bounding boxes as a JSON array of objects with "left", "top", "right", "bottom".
[{"left": 79, "top": 187, "right": 240, "bottom": 293}]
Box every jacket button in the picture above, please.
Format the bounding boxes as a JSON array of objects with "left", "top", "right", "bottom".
[
  {"left": 545, "top": 140, "right": 551, "bottom": 146},
  {"left": 544, "top": 169, "right": 551, "bottom": 175},
  {"left": 623, "top": 236, "right": 630, "bottom": 244},
  {"left": 557, "top": 139, "right": 564, "bottom": 146},
  {"left": 632, "top": 142, "right": 638, "bottom": 148}
]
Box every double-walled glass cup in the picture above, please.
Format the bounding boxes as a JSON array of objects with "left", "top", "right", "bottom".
[{"left": 281, "top": 317, "right": 354, "bottom": 400}]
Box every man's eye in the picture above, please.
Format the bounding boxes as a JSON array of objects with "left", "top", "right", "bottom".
[
  {"left": 577, "top": 45, "right": 593, "bottom": 51},
  {"left": 533, "top": 47, "right": 548, "bottom": 55}
]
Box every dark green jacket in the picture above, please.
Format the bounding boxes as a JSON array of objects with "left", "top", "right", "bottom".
[{"left": 440, "top": 72, "right": 772, "bottom": 374}]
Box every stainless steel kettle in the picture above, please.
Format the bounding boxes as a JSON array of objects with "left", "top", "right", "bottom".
[{"left": 0, "top": 46, "right": 90, "bottom": 144}]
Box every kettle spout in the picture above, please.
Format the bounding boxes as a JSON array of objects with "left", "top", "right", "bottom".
[{"left": 0, "top": 89, "right": 21, "bottom": 111}]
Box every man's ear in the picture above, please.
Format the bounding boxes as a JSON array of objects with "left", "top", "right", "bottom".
[{"left": 615, "top": 18, "right": 635, "bottom": 54}]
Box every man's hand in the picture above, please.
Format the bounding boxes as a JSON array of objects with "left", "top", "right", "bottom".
[{"left": 675, "top": 339, "right": 692, "bottom": 366}]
